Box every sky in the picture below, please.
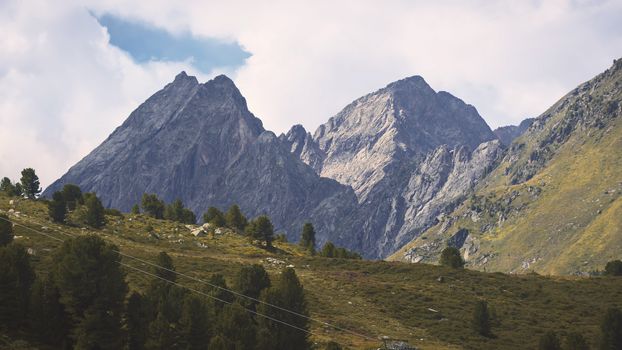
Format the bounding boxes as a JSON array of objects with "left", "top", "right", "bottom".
[{"left": 1, "top": 0, "right": 622, "bottom": 188}]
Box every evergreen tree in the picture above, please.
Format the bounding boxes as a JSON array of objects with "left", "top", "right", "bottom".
[
  {"left": 300, "top": 223, "right": 316, "bottom": 254},
  {"left": 0, "top": 244, "right": 35, "bottom": 329},
  {"left": 207, "top": 335, "right": 229, "bottom": 350},
  {"left": 539, "top": 331, "right": 561, "bottom": 350},
  {"left": 154, "top": 251, "right": 177, "bottom": 283},
  {"left": 0, "top": 213, "right": 14, "bottom": 246},
  {"left": 257, "top": 267, "right": 310, "bottom": 350},
  {"left": 234, "top": 264, "right": 270, "bottom": 309},
  {"left": 246, "top": 215, "right": 274, "bottom": 247},
  {"left": 29, "top": 276, "right": 69, "bottom": 347},
  {"left": 472, "top": 300, "right": 491, "bottom": 337},
  {"left": 127, "top": 292, "right": 147, "bottom": 350},
  {"left": 19, "top": 168, "right": 41, "bottom": 199},
  {"left": 84, "top": 193, "right": 106, "bottom": 228},
  {"left": 206, "top": 274, "right": 234, "bottom": 310},
  {"left": 321, "top": 241, "right": 336, "bottom": 258},
  {"left": 440, "top": 246, "right": 465, "bottom": 268},
  {"left": 141, "top": 193, "right": 165, "bottom": 219},
  {"left": 604, "top": 260, "right": 622, "bottom": 276},
  {"left": 564, "top": 332, "right": 589, "bottom": 350},
  {"left": 179, "top": 294, "right": 210, "bottom": 350},
  {"left": 48, "top": 191, "right": 67, "bottom": 223},
  {"left": 217, "top": 302, "right": 256, "bottom": 350},
  {"left": 203, "top": 207, "right": 225, "bottom": 227},
  {"left": 52, "top": 235, "right": 127, "bottom": 348},
  {"left": 0, "top": 177, "right": 19, "bottom": 196},
  {"left": 164, "top": 199, "right": 196, "bottom": 224},
  {"left": 600, "top": 307, "right": 622, "bottom": 350},
  {"left": 131, "top": 204, "right": 140, "bottom": 215},
  {"left": 225, "top": 204, "right": 247, "bottom": 231},
  {"left": 61, "top": 184, "right": 83, "bottom": 211},
  {"left": 325, "top": 341, "right": 343, "bottom": 350}
]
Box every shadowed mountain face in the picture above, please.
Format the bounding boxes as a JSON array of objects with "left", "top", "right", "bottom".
[
  {"left": 46, "top": 72, "right": 501, "bottom": 259},
  {"left": 391, "top": 59, "right": 622, "bottom": 274},
  {"left": 43, "top": 72, "right": 357, "bottom": 244},
  {"left": 494, "top": 118, "right": 535, "bottom": 147},
  {"left": 283, "top": 76, "right": 501, "bottom": 257}
]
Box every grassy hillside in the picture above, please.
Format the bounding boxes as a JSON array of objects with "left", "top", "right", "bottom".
[
  {"left": 390, "top": 59, "right": 622, "bottom": 275},
  {"left": 2, "top": 193, "right": 622, "bottom": 349}
]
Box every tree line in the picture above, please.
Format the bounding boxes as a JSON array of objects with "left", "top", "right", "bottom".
[{"left": 0, "top": 222, "right": 329, "bottom": 349}]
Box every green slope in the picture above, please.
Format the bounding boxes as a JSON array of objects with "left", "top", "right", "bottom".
[
  {"left": 2, "top": 193, "right": 622, "bottom": 349},
  {"left": 390, "top": 59, "right": 622, "bottom": 275}
]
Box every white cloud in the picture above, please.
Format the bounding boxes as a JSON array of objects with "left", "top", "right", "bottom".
[{"left": 1, "top": 0, "right": 622, "bottom": 188}]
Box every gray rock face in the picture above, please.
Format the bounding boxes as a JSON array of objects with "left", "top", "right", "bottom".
[
  {"left": 43, "top": 72, "right": 357, "bottom": 244},
  {"left": 46, "top": 72, "right": 503, "bottom": 260},
  {"left": 287, "top": 76, "right": 501, "bottom": 257},
  {"left": 493, "top": 118, "right": 535, "bottom": 146}
]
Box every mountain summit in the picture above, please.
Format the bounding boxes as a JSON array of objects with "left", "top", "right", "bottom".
[
  {"left": 46, "top": 72, "right": 502, "bottom": 258},
  {"left": 43, "top": 74, "right": 356, "bottom": 243},
  {"left": 284, "top": 76, "right": 502, "bottom": 257}
]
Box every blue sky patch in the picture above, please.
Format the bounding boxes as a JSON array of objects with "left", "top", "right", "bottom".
[{"left": 95, "top": 14, "right": 251, "bottom": 73}]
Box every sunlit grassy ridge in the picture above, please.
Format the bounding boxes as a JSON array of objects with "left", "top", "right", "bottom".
[
  {"left": 2, "top": 194, "right": 622, "bottom": 349},
  {"left": 390, "top": 59, "right": 622, "bottom": 275}
]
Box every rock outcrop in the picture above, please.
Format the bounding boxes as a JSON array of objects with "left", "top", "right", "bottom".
[
  {"left": 285, "top": 76, "right": 502, "bottom": 257},
  {"left": 493, "top": 118, "right": 535, "bottom": 147},
  {"left": 44, "top": 72, "right": 357, "bottom": 245}
]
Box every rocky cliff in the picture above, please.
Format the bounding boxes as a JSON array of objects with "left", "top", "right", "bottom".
[
  {"left": 284, "top": 76, "right": 501, "bottom": 257},
  {"left": 44, "top": 72, "right": 357, "bottom": 244},
  {"left": 494, "top": 118, "right": 535, "bottom": 146},
  {"left": 390, "top": 59, "right": 622, "bottom": 274}
]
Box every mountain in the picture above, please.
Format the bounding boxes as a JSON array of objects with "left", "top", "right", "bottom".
[
  {"left": 390, "top": 59, "right": 622, "bottom": 274},
  {"left": 494, "top": 118, "right": 535, "bottom": 146},
  {"left": 284, "top": 76, "right": 501, "bottom": 257},
  {"left": 43, "top": 72, "right": 357, "bottom": 244}
]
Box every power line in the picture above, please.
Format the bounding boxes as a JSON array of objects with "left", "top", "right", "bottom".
[
  {"left": 0, "top": 215, "right": 377, "bottom": 341},
  {"left": 3, "top": 216, "right": 319, "bottom": 338}
]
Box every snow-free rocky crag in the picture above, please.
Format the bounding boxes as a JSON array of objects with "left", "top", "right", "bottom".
[
  {"left": 390, "top": 59, "right": 622, "bottom": 274},
  {"left": 46, "top": 72, "right": 502, "bottom": 259}
]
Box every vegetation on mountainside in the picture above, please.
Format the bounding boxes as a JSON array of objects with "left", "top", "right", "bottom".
[
  {"left": 1, "top": 189, "right": 622, "bottom": 349},
  {"left": 390, "top": 59, "right": 622, "bottom": 275}
]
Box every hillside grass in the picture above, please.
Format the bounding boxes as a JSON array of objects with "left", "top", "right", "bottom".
[{"left": 2, "top": 194, "right": 622, "bottom": 349}]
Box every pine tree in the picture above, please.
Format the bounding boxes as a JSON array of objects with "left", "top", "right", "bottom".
[
  {"left": 225, "top": 204, "right": 247, "bottom": 231},
  {"left": 234, "top": 264, "right": 270, "bottom": 309},
  {"left": 131, "top": 204, "right": 140, "bottom": 214},
  {"left": 539, "top": 331, "right": 561, "bottom": 350},
  {"left": 440, "top": 246, "right": 465, "bottom": 268},
  {"left": 564, "top": 332, "right": 589, "bottom": 350},
  {"left": 257, "top": 267, "right": 310, "bottom": 350},
  {"left": 52, "top": 235, "right": 127, "bottom": 348},
  {"left": 604, "top": 260, "right": 622, "bottom": 276},
  {"left": 0, "top": 177, "right": 19, "bottom": 196},
  {"left": 61, "top": 184, "right": 83, "bottom": 211},
  {"left": 0, "top": 213, "right": 14, "bottom": 246},
  {"left": 19, "top": 168, "right": 41, "bottom": 199},
  {"left": 29, "top": 276, "right": 69, "bottom": 347},
  {"left": 154, "top": 251, "right": 177, "bottom": 283},
  {"left": 600, "top": 307, "right": 622, "bottom": 350},
  {"left": 300, "top": 223, "right": 316, "bottom": 254},
  {"left": 84, "top": 193, "right": 106, "bottom": 228},
  {"left": 206, "top": 273, "right": 234, "bottom": 311},
  {"left": 321, "top": 241, "right": 336, "bottom": 258},
  {"left": 0, "top": 244, "right": 35, "bottom": 329},
  {"left": 127, "top": 292, "right": 147, "bottom": 350},
  {"left": 246, "top": 215, "right": 274, "bottom": 247},
  {"left": 216, "top": 303, "right": 256, "bottom": 349},
  {"left": 472, "top": 300, "right": 491, "bottom": 337},
  {"left": 141, "top": 193, "right": 165, "bottom": 219},
  {"left": 325, "top": 341, "right": 343, "bottom": 350},
  {"left": 203, "top": 207, "right": 225, "bottom": 227},
  {"left": 48, "top": 191, "right": 67, "bottom": 223},
  {"left": 207, "top": 335, "right": 229, "bottom": 350},
  {"left": 179, "top": 294, "right": 210, "bottom": 350}
]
